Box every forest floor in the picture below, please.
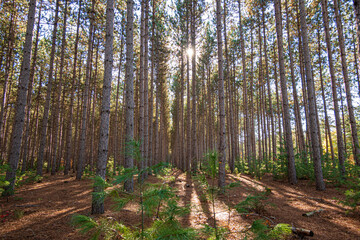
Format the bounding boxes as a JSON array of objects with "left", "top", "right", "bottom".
[{"left": 0, "top": 169, "right": 359, "bottom": 240}]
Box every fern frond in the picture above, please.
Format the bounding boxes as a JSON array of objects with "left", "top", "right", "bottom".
[{"left": 71, "top": 214, "right": 98, "bottom": 234}]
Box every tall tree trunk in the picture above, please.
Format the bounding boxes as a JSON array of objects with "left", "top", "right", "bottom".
[
  {"left": 215, "top": 0, "right": 226, "bottom": 189},
  {"left": 64, "top": 0, "right": 82, "bottom": 175},
  {"left": 92, "top": 0, "right": 114, "bottom": 214},
  {"left": 36, "top": 0, "right": 60, "bottom": 176},
  {"left": 274, "top": 0, "right": 297, "bottom": 184},
  {"left": 2, "top": 0, "right": 37, "bottom": 196},
  {"left": 317, "top": 27, "right": 335, "bottom": 166},
  {"left": 224, "top": 0, "right": 235, "bottom": 173},
  {"left": 124, "top": 0, "right": 135, "bottom": 192},
  {"left": 274, "top": 46, "right": 282, "bottom": 158},
  {"left": 191, "top": 0, "right": 197, "bottom": 173},
  {"left": 299, "top": 0, "right": 325, "bottom": 190},
  {"left": 320, "top": 0, "right": 346, "bottom": 175},
  {"left": 262, "top": 7, "right": 275, "bottom": 164},
  {"left": 333, "top": 0, "right": 360, "bottom": 166},
  {"left": 285, "top": 0, "right": 305, "bottom": 158},
  {"left": 148, "top": 0, "right": 155, "bottom": 167},
  {"left": 185, "top": 11, "right": 191, "bottom": 172},
  {"left": 21, "top": 0, "right": 42, "bottom": 172},
  {"left": 51, "top": 0, "right": 68, "bottom": 175},
  {"left": 76, "top": 0, "right": 95, "bottom": 180},
  {"left": 180, "top": 46, "right": 185, "bottom": 171},
  {"left": 0, "top": 1, "right": 16, "bottom": 159},
  {"left": 354, "top": 0, "right": 360, "bottom": 95},
  {"left": 238, "top": 0, "right": 251, "bottom": 166},
  {"left": 139, "top": 0, "right": 145, "bottom": 176},
  {"left": 113, "top": 38, "right": 124, "bottom": 173},
  {"left": 143, "top": 0, "right": 149, "bottom": 173}
]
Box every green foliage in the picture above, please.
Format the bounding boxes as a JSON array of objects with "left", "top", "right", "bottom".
[
  {"left": 341, "top": 180, "right": 360, "bottom": 212},
  {"left": 83, "top": 166, "right": 95, "bottom": 179},
  {"left": 72, "top": 189, "right": 196, "bottom": 240},
  {"left": 142, "top": 198, "right": 193, "bottom": 239},
  {"left": 112, "top": 194, "right": 134, "bottom": 211},
  {"left": 152, "top": 162, "right": 172, "bottom": 176},
  {"left": 160, "top": 199, "right": 190, "bottom": 221},
  {"left": 91, "top": 176, "right": 112, "bottom": 204},
  {"left": 294, "top": 157, "right": 313, "bottom": 181},
  {"left": 71, "top": 214, "right": 133, "bottom": 240},
  {"left": 201, "top": 224, "right": 229, "bottom": 240},
  {"left": 147, "top": 218, "right": 197, "bottom": 240},
  {"left": 71, "top": 214, "right": 98, "bottom": 235},
  {"left": 203, "top": 150, "right": 218, "bottom": 178},
  {"left": 268, "top": 223, "right": 292, "bottom": 240},
  {"left": 250, "top": 219, "right": 270, "bottom": 240},
  {"left": 0, "top": 177, "right": 9, "bottom": 196},
  {"left": 245, "top": 221, "right": 292, "bottom": 240},
  {"left": 146, "top": 200, "right": 195, "bottom": 239},
  {"left": 143, "top": 184, "right": 175, "bottom": 216},
  {"left": 112, "top": 167, "right": 138, "bottom": 185},
  {"left": 235, "top": 189, "right": 271, "bottom": 214}
]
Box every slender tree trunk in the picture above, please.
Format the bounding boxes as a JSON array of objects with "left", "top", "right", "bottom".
[
  {"left": 92, "top": 0, "right": 114, "bottom": 214},
  {"left": 354, "top": 0, "right": 360, "bottom": 95},
  {"left": 317, "top": 27, "right": 335, "bottom": 166},
  {"left": 2, "top": 0, "right": 37, "bottom": 196},
  {"left": 0, "top": 2, "right": 16, "bottom": 158},
  {"left": 215, "top": 0, "right": 226, "bottom": 189},
  {"left": 285, "top": 0, "right": 305, "bottom": 159},
  {"left": 124, "top": 0, "right": 135, "bottom": 192},
  {"left": 143, "top": 0, "right": 149, "bottom": 172},
  {"left": 21, "top": 0, "right": 42, "bottom": 172},
  {"left": 191, "top": 0, "right": 197, "bottom": 173},
  {"left": 64, "top": 0, "right": 82, "bottom": 175},
  {"left": 180, "top": 47, "right": 185, "bottom": 171},
  {"left": 76, "top": 0, "right": 95, "bottom": 180},
  {"left": 113, "top": 38, "right": 124, "bottom": 173},
  {"left": 36, "top": 0, "right": 60, "bottom": 176},
  {"left": 274, "top": 0, "right": 297, "bottom": 184},
  {"left": 262, "top": 8, "right": 275, "bottom": 165},
  {"left": 51, "top": 0, "right": 68, "bottom": 175},
  {"left": 299, "top": 0, "right": 325, "bottom": 190},
  {"left": 139, "top": 0, "right": 146, "bottom": 176},
  {"left": 148, "top": 0, "right": 155, "bottom": 167},
  {"left": 274, "top": 46, "right": 281, "bottom": 158},
  {"left": 333, "top": 0, "right": 360, "bottom": 166},
  {"left": 320, "top": 0, "right": 346, "bottom": 174},
  {"left": 238, "top": 0, "right": 251, "bottom": 166}
]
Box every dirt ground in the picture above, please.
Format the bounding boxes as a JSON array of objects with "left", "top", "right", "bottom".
[{"left": 0, "top": 170, "right": 359, "bottom": 239}]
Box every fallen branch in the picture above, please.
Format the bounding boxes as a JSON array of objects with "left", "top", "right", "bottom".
[
  {"left": 302, "top": 209, "right": 324, "bottom": 217},
  {"left": 291, "top": 227, "right": 314, "bottom": 237}
]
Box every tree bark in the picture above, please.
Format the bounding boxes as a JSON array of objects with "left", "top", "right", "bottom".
[
  {"left": 285, "top": 0, "right": 305, "bottom": 158},
  {"left": 3, "top": 0, "right": 37, "bottom": 196},
  {"left": 274, "top": 0, "right": 297, "bottom": 185},
  {"left": 124, "top": 0, "right": 135, "bottom": 192},
  {"left": 21, "top": 0, "right": 43, "bottom": 173},
  {"left": 333, "top": 0, "right": 360, "bottom": 166},
  {"left": 64, "top": 0, "right": 82, "bottom": 175},
  {"left": 299, "top": 0, "right": 325, "bottom": 190},
  {"left": 92, "top": 0, "right": 114, "bottom": 214},
  {"left": 36, "top": 0, "right": 60, "bottom": 176},
  {"left": 51, "top": 0, "right": 68, "bottom": 175},
  {"left": 76, "top": 0, "right": 95, "bottom": 180},
  {"left": 191, "top": 0, "right": 197, "bottom": 173},
  {"left": 215, "top": 0, "right": 226, "bottom": 189}
]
